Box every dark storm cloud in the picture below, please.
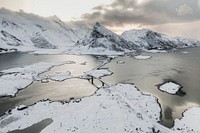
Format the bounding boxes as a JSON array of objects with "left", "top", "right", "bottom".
[{"left": 79, "top": 0, "right": 200, "bottom": 26}]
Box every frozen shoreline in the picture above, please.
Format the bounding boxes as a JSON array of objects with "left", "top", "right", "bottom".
[
  {"left": 0, "top": 61, "right": 72, "bottom": 97},
  {"left": 0, "top": 84, "right": 172, "bottom": 133},
  {"left": 172, "top": 106, "right": 200, "bottom": 132}
]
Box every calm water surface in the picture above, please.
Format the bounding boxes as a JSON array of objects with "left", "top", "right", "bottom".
[
  {"left": 1, "top": 47, "right": 200, "bottom": 129},
  {"left": 0, "top": 53, "right": 101, "bottom": 116},
  {"left": 102, "top": 47, "right": 200, "bottom": 127}
]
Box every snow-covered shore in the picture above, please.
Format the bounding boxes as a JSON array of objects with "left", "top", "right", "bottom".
[
  {"left": 0, "top": 61, "right": 71, "bottom": 97},
  {"left": 0, "top": 84, "right": 172, "bottom": 133},
  {"left": 172, "top": 106, "right": 200, "bottom": 132}
]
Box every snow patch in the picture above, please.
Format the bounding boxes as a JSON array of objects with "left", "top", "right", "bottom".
[
  {"left": 47, "top": 71, "right": 72, "bottom": 81},
  {"left": 116, "top": 60, "right": 125, "bottom": 64},
  {"left": 84, "top": 69, "right": 113, "bottom": 78},
  {"left": 158, "top": 82, "right": 182, "bottom": 94},
  {"left": 135, "top": 55, "right": 152, "bottom": 60}
]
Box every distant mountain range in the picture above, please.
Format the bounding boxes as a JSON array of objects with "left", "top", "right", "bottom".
[
  {"left": 0, "top": 8, "right": 199, "bottom": 54},
  {"left": 75, "top": 22, "right": 200, "bottom": 54}
]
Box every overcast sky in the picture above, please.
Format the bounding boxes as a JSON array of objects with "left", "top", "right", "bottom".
[{"left": 0, "top": 0, "right": 200, "bottom": 39}]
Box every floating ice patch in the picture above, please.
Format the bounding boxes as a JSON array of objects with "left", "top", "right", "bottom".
[
  {"left": 172, "top": 107, "right": 200, "bottom": 133},
  {"left": 0, "top": 61, "right": 68, "bottom": 97},
  {"left": 84, "top": 69, "right": 113, "bottom": 78},
  {"left": 145, "top": 49, "right": 167, "bottom": 53},
  {"left": 181, "top": 51, "right": 189, "bottom": 54},
  {"left": 80, "top": 62, "right": 87, "bottom": 65},
  {"left": 134, "top": 55, "right": 151, "bottom": 60},
  {"left": 158, "top": 82, "right": 181, "bottom": 94},
  {"left": 0, "top": 84, "right": 172, "bottom": 133},
  {"left": 116, "top": 60, "right": 125, "bottom": 64},
  {"left": 48, "top": 71, "right": 72, "bottom": 81}
]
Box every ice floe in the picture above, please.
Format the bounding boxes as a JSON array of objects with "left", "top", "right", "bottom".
[
  {"left": 181, "top": 51, "right": 189, "bottom": 54},
  {"left": 0, "top": 84, "right": 172, "bottom": 133},
  {"left": 84, "top": 69, "right": 113, "bottom": 78},
  {"left": 158, "top": 82, "right": 182, "bottom": 94},
  {"left": 0, "top": 61, "right": 69, "bottom": 97},
  {"left": 116, "top": 60, "right": 125, "bottom": 64},
  {"left": 43, "top": 71, "right": 72, "bottom": 82},
  {"left": 134, "top": 55, "right": 151, "bottom": 60}
]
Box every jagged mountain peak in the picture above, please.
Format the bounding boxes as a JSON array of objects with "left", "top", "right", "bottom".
[
  {"left": 75, "top": 22, "right": 139, "bottom": 52},
  {"left": 93, "top": 22, "right": 118, "bottom": 37}
]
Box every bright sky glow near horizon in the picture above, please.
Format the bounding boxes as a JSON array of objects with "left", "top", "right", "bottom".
[
  {"left": 0, "top": 0, "right": 200, "bottom": 39},
  {"left": 0, "top": 0, "right": 113, "bottom": 21}
]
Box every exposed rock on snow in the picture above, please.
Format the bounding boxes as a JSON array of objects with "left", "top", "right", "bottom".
[
  {"left": 1, "top": 30, "right": 22, "bottom": 46},
  {"left": 172, "top": 107, "right": 200, "bottom": 133},
  {"left": 31, "top": 32, "right": 56, "bottom": 49},
  {"left": 0, "top": 84, "right": 173, "bottom": 133},
  {"left": 158, "top": 82, "right": 182, "bottom": 94},
  {"left": 84, "top": 69, "right": 113, "bottom": 78},
  {"left": 0, "top": 48, "right": 16, "bottom": 54},
  {"left": 134, "top": 55, "right": 151, "bottom": 60},
  {"left": 0, "top": 62, "right": 68, "bottom": 97}
]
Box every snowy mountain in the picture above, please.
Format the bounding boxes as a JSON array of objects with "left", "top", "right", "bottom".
[
  {"left": 0, "top": 8, "right": 90, "bottom": 54},
  {"left": 0, "top": 8, "right": 199, "bottom": 54},
  {"left": 74, "top": 23, "right": 200, "bottom": 54},
  {"left": 121, "top": 29, "right": 200, "bottom": 50},
  {"left": 74, "top": 22, "right": 139, "bottom": 54}
]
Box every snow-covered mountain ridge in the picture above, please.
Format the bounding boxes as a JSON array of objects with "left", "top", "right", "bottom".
[
  {"left": 0, "top": 8, "right": 199, "bottom": 54},
  {"left": 75, "top": 22, "right": 200, "bottom": 54},
  {"left": 0, "top": 8, "right": 91, "bottom": 54},
  {"left": 121, "top": 29, "right": 200, "bottom": 50}
]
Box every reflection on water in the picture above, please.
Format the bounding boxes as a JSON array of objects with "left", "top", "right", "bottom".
[
  {"left": 0, "top": 53, "right": 101, "bottom": 71},
  {"left": 0, "top": 54, "right": 101, "bottom": 116},
  {"left": 1, "top": 47, "right": 200, "bottom": 128},
  {"left": 102, "top": 47, "right": 200, "bottom": 127}
]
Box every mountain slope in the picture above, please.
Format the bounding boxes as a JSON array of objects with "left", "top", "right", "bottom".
[
  {"left": 74, "top": 23, "right": 200, "bottom": 54},
  {"left": 0, "top": 8, "right": 90, "bottom": 54},
  {"left": 121, "top": 29, "right": 200, "bottom": 50},
  {"left": 74, "top": 22, "right": 139, "bottom": 53}
]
